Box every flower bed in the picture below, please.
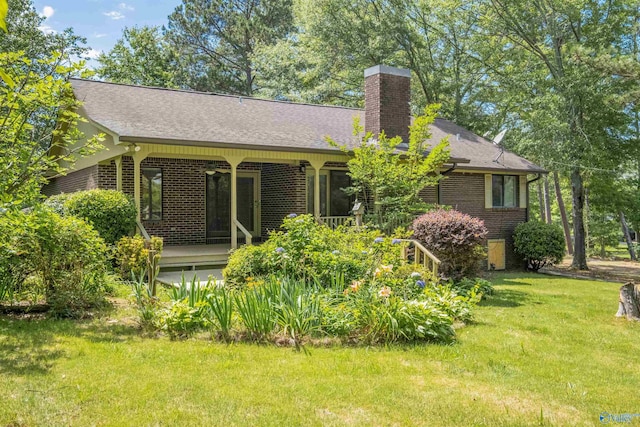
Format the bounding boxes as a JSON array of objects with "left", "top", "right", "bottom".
[{"left": 130, "top": 215, "right": 491, "bottom": 345}]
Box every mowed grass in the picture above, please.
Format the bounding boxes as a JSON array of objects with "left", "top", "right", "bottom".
[{"left": 1, "top": 273, "right": 639, "bottom": 427}]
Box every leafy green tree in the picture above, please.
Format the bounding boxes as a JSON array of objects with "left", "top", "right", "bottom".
[
  {"left": 0, "top": 51, "right": 103, "bottom": 208},
  {"left": 329, "top": 104, "right": 450, "bottom": 232},
  {"left": 1, "top": 0, "right": 86, "bottom": 61},
  {"left": 165, "top": 0, "right": 294, "bottom": 95},
  {"left": 96, "top": 26, "right": 178, "bottom": 88},
  {"left": 482, "top": 0, "right": 637, "bottom": 269}
]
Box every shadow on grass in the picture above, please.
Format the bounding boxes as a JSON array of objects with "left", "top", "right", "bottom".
[
  {"left": 0, "top": 314, "right": 139, "bottom": 376},
  {"left": 479, "top": 288, "right": 530, "bottom": 308}
]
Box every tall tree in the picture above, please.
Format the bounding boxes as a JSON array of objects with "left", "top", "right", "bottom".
[
  {"left": 96, "top": 26, "right": 177, "bottom": 88},
  {"left": 483, "top": 0, "right": 635, "bottom": 269},
  {"left": 165, "top": 0, "right": 294, "bottom": 95}
]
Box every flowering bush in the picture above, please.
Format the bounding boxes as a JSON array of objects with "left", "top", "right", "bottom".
[
  {"left": 412, "top": 209, "right": 488, "bottom": 279},
  {"left": 224, "top": 214, "right": 406, "bottom": 287}
]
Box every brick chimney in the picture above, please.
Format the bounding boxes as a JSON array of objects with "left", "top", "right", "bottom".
[{"left": 364, "top": 65, "right": 411, "bottom": 143}]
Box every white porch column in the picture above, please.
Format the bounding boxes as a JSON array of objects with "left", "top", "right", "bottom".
[
  {"left": 115, "top": 156, "right": 123, "bottom": 191},
  {"left": 308, "top": 160, "right": 326, "bottom": 219},
  {"left": 132, "top": 149, "right": 149, "bottom": 221},
  {"left": 225, "top": 156, "right": 244, "bottom": 249}
]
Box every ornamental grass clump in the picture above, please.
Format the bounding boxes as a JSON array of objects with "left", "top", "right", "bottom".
[{"left": 412, "top": 209, "right": 488, "bottom": 280}]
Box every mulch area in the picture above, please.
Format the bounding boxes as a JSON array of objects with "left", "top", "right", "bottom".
[{"left": 541, "top": 256, "right": 639, "bottom": 284}]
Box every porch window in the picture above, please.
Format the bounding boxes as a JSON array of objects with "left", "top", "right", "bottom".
[
  {"left": 307, "top": 170, "right": 353, "bottom": 216},
  {"left": 141, "top": 168, "right": 162, "bottom": 220},
  {"left": 492, "top": 175, "right": 518, "bottom": 208}
]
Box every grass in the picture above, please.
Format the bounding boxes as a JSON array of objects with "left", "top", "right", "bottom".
[{"left": 1, "top": 273, "right": 639, "bottom": 426}]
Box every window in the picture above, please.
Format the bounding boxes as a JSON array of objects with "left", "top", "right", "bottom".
[
  {"left": 141, "top": 168, "right": 162, "bottom": 220},
  {"left": 492, "top": 175, "right": 518, "bottom": 208},
  {"left": 307, "top": 170, "right": 353, "bottom": 216}
]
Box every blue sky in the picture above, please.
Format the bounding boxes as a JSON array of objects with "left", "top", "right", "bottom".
[{"left": 32, "top": 0, "right": 180, "bottom": 61}]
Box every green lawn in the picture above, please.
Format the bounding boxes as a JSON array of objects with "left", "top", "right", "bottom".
[{"left": 1, "top": 273, "right": 638, "bottom": 426}]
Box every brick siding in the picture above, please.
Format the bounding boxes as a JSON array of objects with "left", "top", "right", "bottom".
[
  {"left": 261, "top": 163, "right": 306, "bottom": 238},
  {"left": 364, "top": 72, "right": 411, "bottom": 143},
  {"left": 42, "top": 165, "right": 99, "bottom": 196},
  {"left": 436, "top": 172, "right": 527, "bottom": 269}
]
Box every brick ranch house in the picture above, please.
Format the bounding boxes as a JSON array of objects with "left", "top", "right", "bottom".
[{"left": 44, "top": 65, "right": 545, "bottom": 269}]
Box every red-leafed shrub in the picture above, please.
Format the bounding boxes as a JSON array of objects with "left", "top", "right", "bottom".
[{"left": 412, "top": 209, "right": 488, "bottom": 279}]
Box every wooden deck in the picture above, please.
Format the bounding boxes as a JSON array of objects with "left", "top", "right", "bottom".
[{"left": 160, "top": 244, "right": 232, "bottom": 269}]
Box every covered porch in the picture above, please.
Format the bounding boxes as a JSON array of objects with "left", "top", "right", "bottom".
[{"left": 111, "top": 143, "right": 353, "bottom": 264}]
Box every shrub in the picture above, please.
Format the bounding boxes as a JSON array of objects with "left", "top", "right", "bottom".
[
  {"left": 46, "top": 189, "right": 137, "bottom": 245},
  {"left": 223, "top": 214, "right": 406, "bottom": 287},
  {"left": 1, "top": 207, "right": 109, "bottom": 316},
  {"left": 412, "top": 209, "right": 488, "bottom": 279},
  {"left": 115, "top": 235, "right": 163, "bottom": 278},
  {"left": 513, "top": 221, "right": 565, "bottom": 271}
]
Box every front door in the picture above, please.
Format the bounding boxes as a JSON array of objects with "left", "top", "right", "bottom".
[{"left": 206, "top": 172, "right": 259, "bottom": 241}]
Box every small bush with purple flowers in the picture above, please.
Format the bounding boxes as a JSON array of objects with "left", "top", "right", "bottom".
[{"left": 412, "top": 209, "right": 488, "bottom": 280}]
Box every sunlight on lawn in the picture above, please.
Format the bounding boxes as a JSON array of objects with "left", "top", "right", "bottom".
[{"left": 1, "top": 272, "right": 639, "bottom": 426}]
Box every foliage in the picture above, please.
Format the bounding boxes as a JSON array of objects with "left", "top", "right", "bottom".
[
  {"left": 329, "top": 105, "right": 450, "bottom": 233},
  {"left": 412, "top": 209, "right": 488, "bottom": 279},
  {"left": 205, "top": 284, "right": 234, "bottom": 341},
  {"left": 46, "top": 189, "right": 137, "bottom": 245},
  {"left": 224, "top": 214, "right": 406, "bottom": 287},
  {"left": 234, "top": 281, "right": 279, "bottom": 340},
  {"left": 115, "top": 235, "right": 163, "bottom": 278},
  {"left": 0, "top": 207, "right": 109, "bottom": 316},
  {"left": 0, "top": 51, "right": 103, "bottom": 208},
  {"left": 165, "top": 0, "right": 293, "bottom": 95},
  {"left": 96, "top": 26, "right": 177, "bottom": 88},
  {"left": 0, "top": 273, "right": 638, "bottom": 426},
  {"left": 0, "top": 0, "right": 6, "bottom": 32},
  {"left": 159, "top": 300, "right": 209, "bottom": 340},
  {"left": 452, "top": 277, "right": 494, "bottom": 299},
  {"left": 513, "top": 221, "right": 565, "bottom": 271}
]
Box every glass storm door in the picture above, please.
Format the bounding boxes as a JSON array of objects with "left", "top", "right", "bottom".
[
  {"left": 206, "top": 172, "right": 259, "bottom": 239},
  {"left": 236, "top": 174, "right": 258, "bottom": 235},
  {"left": 206, "top": 173, "right": 231, "bottom": 238}
]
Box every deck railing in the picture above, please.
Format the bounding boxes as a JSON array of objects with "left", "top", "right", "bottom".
[
  {"left": 136, "top": 219, "right": 151, "bottom": 240},
  {"left": 319, "top": 216, "right": 351, "bottom": 229},
  {"left": 233, "top": 218, "right": 252, "bottom": 246},
  {"left": 399, "top": 239, "right": 441, "bottom": 277}
]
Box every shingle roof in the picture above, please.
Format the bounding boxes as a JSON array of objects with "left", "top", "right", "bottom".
[{"left": 71, "top": 78, "right": 545, "bottom": 173}]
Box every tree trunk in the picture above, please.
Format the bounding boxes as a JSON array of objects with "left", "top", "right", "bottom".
[
  {"left": 620, "top": 211, "right": 637, "bottom": 261},
  {"left": 616, "top": 283, "right": 640, "bottom": 321},
  {"left": 554, "top": 171, "right": 573, "bottom": 255},
  {"left": 537, "top": 180, "right": 545, "bottom": 222},
  {"left": 543, "top": 175, "right": 552, "bottom": 224},
  {"left": 570, "top": 169, "right": 588, "bottom": 269}
]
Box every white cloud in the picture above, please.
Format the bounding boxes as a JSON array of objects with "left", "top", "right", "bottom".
[
  {"left": 85, "top": 49, "right": 103, "bottom": 60},
  {"left": 94, "top": 33, "right": 108, "bottom": 38},
  {"left": 118, "top": 3, "right": 134, "bottom": 11},
  {"left": 41, "top": 5, "right": 55, "bottom": 19},
  {"left": 38, "top": 24, "right": 56, "bottom": 35},
  {"left": 104, "top": 10, "right": 125, "bottom": 20}
]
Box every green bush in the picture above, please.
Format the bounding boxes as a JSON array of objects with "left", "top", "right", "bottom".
[
  {"left": 412, "top": 209, "right": 488, "bottom": 279},
  {"left": 223, "top": 214, "right": 406, "bottom": 287},
  {"left": 0, "top": 207, "right": 109, "bottom": 316},
  {"left": 115, "top": 235, "right": 163, "bottom": 278},
  {"left": 513, "top": 221, "right": 565, "bottom": 271},
  {"left": 46, "top": 189, "right": 137, "bottom": 245}
]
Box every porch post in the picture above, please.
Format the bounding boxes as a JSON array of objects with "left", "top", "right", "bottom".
[
  {"left": 115, "top": 156, "right": 123, "bottom": 191},
  {"left": 132, "top": 150, "right": 149, "bottom": 221},
  {"left": 225, "top": 156, "right": 245, "bottom": 249},
  {"left": 308, "top": 160, "right": 326, "bottom": 219}
]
